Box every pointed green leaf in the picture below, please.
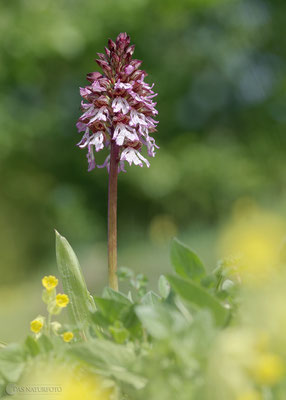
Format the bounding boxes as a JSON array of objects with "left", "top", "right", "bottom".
[
  {"left": 102, "top": 287, "right": 132, "bottom": 305},
  {"left": 0, "top": 344, "right": 25, "bottom": 382},
  {"left": 141, "top": 291, "right": 161, "bottom": 305},
  {"left": 37, "top": 334, "right": 53, "bottom": 353},
  {"left": 24, "top": 336, "right": 40, "bottom": 357},
  {"left": 170, "top": 238, "right": 206, "bottom": 281},
  {"left": 93, "top": 297, "right": 130, "bottom": 323},
  {"left": 158, "top": 275, "right": 171, "bottom": 298},
  {"left": 55, "top": 231, "right": 95, "bottom": 333},
  {"left": 136, "top": 304, "right": 186, "bottom": 339},
  {"left": 167, "top": 275, "right": 229, "bottom": 326}
]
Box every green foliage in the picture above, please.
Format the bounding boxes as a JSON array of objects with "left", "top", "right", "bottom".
[
  {"left": 167, "top": 275, "right": 229, "bottom": 326},
  {"left": 0, "top": 343, "right": 26, "bottom": 382},
  {"left": 55, "top": 230, "right": 95, "bottom": 334},
  {"left": 170, "top": 238, "right": 206, "bottom": 281},
  {"left": 158, "top": 275, "right": 171, "bottom": 299},
  {"left": 2, "top": 236, "right": 286, "bottom": 400},
  {"left": 69, "top": 339, "right": 147, "bottom": 389}
]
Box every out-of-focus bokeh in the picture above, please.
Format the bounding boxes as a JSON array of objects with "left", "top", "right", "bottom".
[{"left": 1, "top": 0, "right": 286, "bottom": 341}]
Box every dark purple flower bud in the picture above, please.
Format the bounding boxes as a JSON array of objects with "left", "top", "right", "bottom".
[
  {"left": 105, "top": 46, "right": 111, "bottom": 58},
  {"left": 116, "top": 32, "right": 130, "bottom": 54},
  {"left": 108, "top": 39, "right": 116, "bottom": 52},
  {"left": 130, "top": 59, "right": 142, "bottom": 70},
  {"left": 129, "top": 70, "right": 144, "bottom": 80},
  {"left": 95, "top": 59, "right": 112, "bottom": 76},
  {"left": 111, "top": 53, "right": 120, "bottom": 68},
  {"left": 97, "top": 53, "right": 106, "bottom": 61},
  {"left": 86, "top": 71, "right": 102, "bottom": 82}
]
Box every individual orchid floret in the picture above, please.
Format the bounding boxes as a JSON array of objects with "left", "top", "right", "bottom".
[{"left": 76, "top": 32, "right": 159, "bottom": 172}]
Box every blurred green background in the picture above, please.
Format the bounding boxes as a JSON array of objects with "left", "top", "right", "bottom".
[{"left": 1, "top": 0, "right": 286, "bottom": 341}]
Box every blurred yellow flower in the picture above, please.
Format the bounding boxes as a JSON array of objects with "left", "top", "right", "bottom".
[
  {"left": 218, "top": 207, "right": 285, "bottom": 285},
  {"left": 251, "top": 353, "right": 284, "bottom": 386},
  {"left": 16, "top": 361, "right": 114, "bottom": 400},
  {"left": 30, "top": 319, "right": 43, "bottom": 333},
  {"left": 237, "top": 390, "right": 262, "bottom": 400},
  {"left": 42, "top": 275, "right": 58, "bottom": 291},
  {"left": 62, "top": 331, "right": 74, "bottom": 343},
  {"left": 56, "top": 294, "right": 69, "bottom": 308}
]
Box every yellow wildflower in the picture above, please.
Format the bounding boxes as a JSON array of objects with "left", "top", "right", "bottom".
[
  {"left": 30, "top": 319, "right": 43, "bottom": 334},
  {"left": 42, "top": 275, "right": 58, "bottom": 291},
  {"left": 252, "top": 353, "right": 284, "bottom": 385},
  {"left": 237, "top": 390, "right": 262, "bottom": 400},
  {"left": 56, "top": 293, "right": 70, "bottom": 308},
  {"left": 218, "top": 208, "right": 285, "bottom": 285},
  {"left": 62, "top": 332, "right": 74, "bottom": 343}
]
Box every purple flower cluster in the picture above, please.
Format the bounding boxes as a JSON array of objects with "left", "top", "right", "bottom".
[{"left": 77, "top": 33, "right": 159, "bottom": 172}]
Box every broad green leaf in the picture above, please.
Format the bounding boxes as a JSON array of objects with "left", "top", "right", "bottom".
[
  {"left": 0, "top": 344, "right": 25, "bottom": 382},
  {"left": 109, "top": 321, "right": 130, "bottom": 344},
  {"left": 69, "top": 340, "right": 146, "bottom": 389},
  {"left": 37, "top": 334, "right": 53, "bottom": 353},
  {"left": 167, "top": 275, "right": 229, "bottom": 326},
  {"left": 0, "top": 378, "right": 5, "bottom": 398},
  {"left": 55, "top": 231, "right": 95, "bottom": 334},
  {"left": 141, "top": 291, "right": 161, "bottom": 305},
  {"left": 136, "top": 304, "right": 186, "bottom": 339},
  {"left": 94, "top": 297, "right": 130, "bottom": 323},
  {"left": 24, "top": 336, "right": 40, "bottom": 357},
  {"left": 170, "top": 238, "right": 206, "bottom": 281},
  {"left": 158, "top": 275, "right": 171, "bottom": 298},
  {"left": 93, "top": 298, "right": 141, "bottom": 338},
  {"left": 102, "top": 287, "right": 132, "bottom": 305}
]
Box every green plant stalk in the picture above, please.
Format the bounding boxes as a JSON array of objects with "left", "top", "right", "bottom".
[
  {"left": 108, "top": 141, "right": 119, "bottom": 291},
  {"left": 47, "top": 312, "right": 52, "bottom": 336}
]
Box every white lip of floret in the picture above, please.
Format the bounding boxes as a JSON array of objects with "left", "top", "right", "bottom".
[
  {"left": 114, "top": 123, "right": 138, "bottom": 146},
  {"left": 120, "top": 147, "right": 150, "bottom": 168},
  {"left": 112, "top": 97, "right": 130, "bottom": 114}
]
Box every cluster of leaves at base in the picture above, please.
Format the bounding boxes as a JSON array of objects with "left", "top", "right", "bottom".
[{"left": 0, "top": 233, "right": 237, "bottom": 399}]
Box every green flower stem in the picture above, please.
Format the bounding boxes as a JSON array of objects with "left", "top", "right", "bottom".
[
  {"left": 47, "top": 312, "right": 52, "bottom": 336},
  {"left": 108, "top": 140, "right": 119, "bottom": 291}
]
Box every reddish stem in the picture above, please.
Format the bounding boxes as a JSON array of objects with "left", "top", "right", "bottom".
[{"left": 108, "top": 140, "right": 119, "bottom": 290}]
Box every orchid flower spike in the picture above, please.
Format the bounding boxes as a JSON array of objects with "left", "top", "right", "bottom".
[{"left": 77, "top": 32, "right": 159, "bottom": 172}]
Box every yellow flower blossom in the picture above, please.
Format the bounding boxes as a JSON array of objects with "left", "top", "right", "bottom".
[
  {"left": 218, "top": 208, "right": 285, "bottom": 285},
  {"left": 56, "top": 293, "right": 70, "bottom": 308},
  {"left": 16, "top": 361, "right": 113, "bottom": 400},
  {"left": 237, "top": 390, "right": 262, "bottom": 400},
  {"left": 252, "top": 353, "right": 284, "bottom": 385},
  {"left": 63, "top": 332, "right": 74, "bottom": 343},
  {"left": 30, "top": 319, "right": 43, "bottom": 334},
  {"left": 42, "top": 275, "right": 58, "bottom": 291}
]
